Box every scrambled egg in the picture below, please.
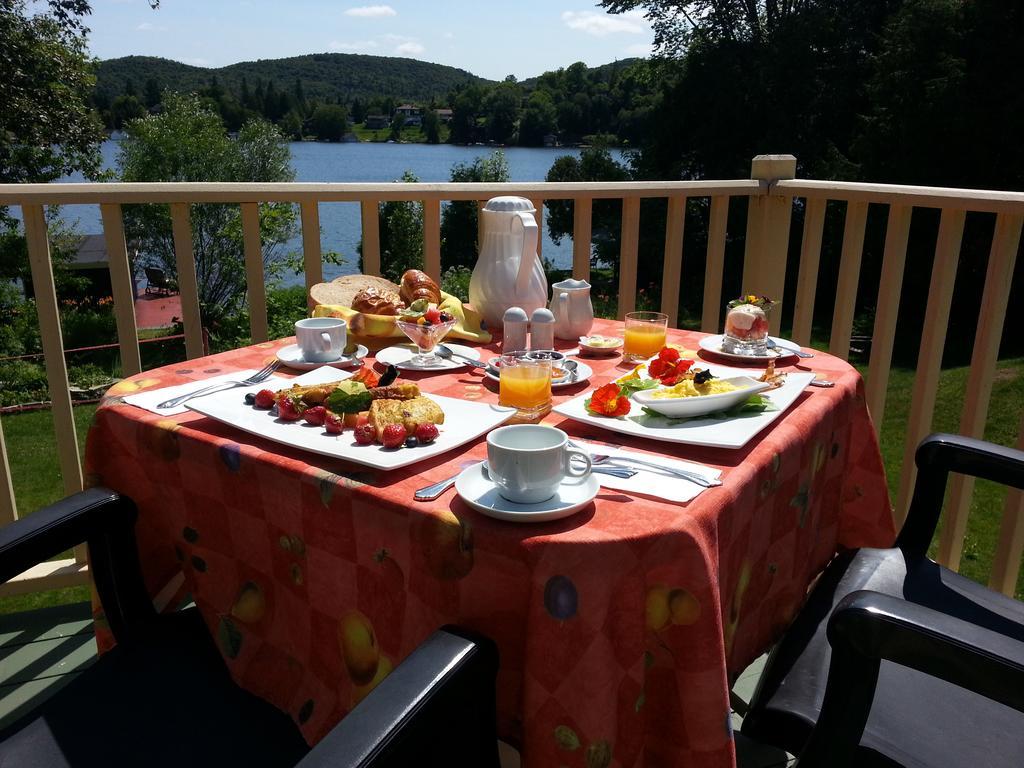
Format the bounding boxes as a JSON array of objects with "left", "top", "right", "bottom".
[{"left": 650, "top": 379, "right": 740, "bottom": 399}]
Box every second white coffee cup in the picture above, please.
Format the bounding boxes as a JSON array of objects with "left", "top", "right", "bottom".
[
  {"left": 486, "top": 424, "right": 592, "bottom": 504},
  {"left": 295, "top": 317, "right": 346, "bottom": 363}
]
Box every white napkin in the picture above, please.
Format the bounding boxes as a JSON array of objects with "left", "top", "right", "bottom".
[
  {"left": 571, "top": 439, "right": 722, "bottom": 503},
  {"left": 122, "top": 371, "right": 292, "bottom": 416}
]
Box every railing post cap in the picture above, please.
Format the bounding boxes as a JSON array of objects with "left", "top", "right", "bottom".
[{"left": 751, "top": 155, "right": 797, "bottom": 181}]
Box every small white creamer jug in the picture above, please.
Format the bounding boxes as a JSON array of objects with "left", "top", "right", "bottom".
[
  {"left": 550, "top": 278, "right": 594, "bottom": 340},
  {"left": 469, "top": 197, "right": 548, "bottom": 329}
]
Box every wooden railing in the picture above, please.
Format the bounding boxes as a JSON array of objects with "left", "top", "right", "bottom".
[{"left": 1, "top": 154, "right": 1022, "bottom": 599}]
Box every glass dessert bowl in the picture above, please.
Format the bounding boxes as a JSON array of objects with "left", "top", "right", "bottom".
[
  {"left": 722, "top": 295, "right": 774, "bottom": 355},
  {"left": 396, "top": 301, "right": 457, "bottom": 366}
]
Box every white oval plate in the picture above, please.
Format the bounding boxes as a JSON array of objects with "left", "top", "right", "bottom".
[
  {"left": 455, "top": 463, "right": 599, "bottom": 522},
  {"left": 579, "top": 335, "right": 624, "bottom": 354},
  {"left": 632, "top": 376, "right": 772, "bottom": 418},
  {"left": 376, "top": 342, "right": 482, "bottom": 371},
  {"left": 482, "top": 358, "right": 592, "bottom": 388},
  {"left": 698, "top": 334, "right": 801, "bottom": 361},
  {"left": 276, "top": 343, "right": 368, "bottom": 371}
]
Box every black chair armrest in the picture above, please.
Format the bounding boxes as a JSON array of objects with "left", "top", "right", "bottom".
[
  {"left": 298, "top": 626, "right": 500, "bottom": 768},
  {"left": 797, "top": 590, "right": 1024, "bottom": 767},
  {"left": 0, "top": 487, "right": 154, "bottom": 641},
  {"left": 897, "top": 433, "right": 1024, "bottom": 559}
]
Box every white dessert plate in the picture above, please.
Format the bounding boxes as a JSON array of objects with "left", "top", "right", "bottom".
[
  {"left": 552, "top": 362, "right": 815, "bottom": 450},
  {"left": 632, "top": 376, "right": 772, "bottom": 419},
  {"left": 698, "top": 334, "right": 802, "bottom": 361},
  {"left": 186, "top": 366, "right": 516, "bottom": 471},
  {"left": 376, "top": 342, "right": 482, "bottom": 371},
  {"left": 482, "top": 358, "right": 592, "bottom": 388},
  {"left": 275, "top": 343, "right": 368, "bottom": 371},
  {"left": 455, "top": 462, "right": 599, "bottom": 522},
  {"left": 579, "top": 335, "right": 624, "bottom": 354}
]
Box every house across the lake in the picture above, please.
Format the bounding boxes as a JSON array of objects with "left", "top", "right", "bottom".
[
  {"left": 364, "top": 114, "right": 389, "bottom": 130},
  {"left": 394, "top": 104, "right": 422, "bottom": 126}
]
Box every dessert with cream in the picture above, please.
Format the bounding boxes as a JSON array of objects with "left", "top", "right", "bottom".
[{"left": 722, "top": 295, "right": 774, "bottom": 354}]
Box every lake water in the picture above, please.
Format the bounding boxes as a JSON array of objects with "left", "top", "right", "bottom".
[{"left": 55, "top": 140, "right": 609, "bottom": 284}]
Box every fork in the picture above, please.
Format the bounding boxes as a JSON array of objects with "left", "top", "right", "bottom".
[
  {"left": 157, "top": 360, "right": 281, "bottom": 409},
  {"left": 568, "top": 441, "right": 722, "bottom": 488}
]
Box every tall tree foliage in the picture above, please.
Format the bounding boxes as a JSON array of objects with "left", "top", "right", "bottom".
[
  {"left": 118, "top": 94, "right": 296, "bottom": 326},
  {"left": 0, "top": 0, "right": 106, "bottom": 222},
  {"left": 440, "top": 152, "right": 510, "bottom": 269}
]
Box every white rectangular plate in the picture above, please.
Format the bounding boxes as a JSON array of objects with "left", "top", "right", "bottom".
[
  {"left": 187, "top": 366, "right": 516, "bottom": 470},
  {"left": 552, "top": 364, "right": 815, "bottom": 449}
]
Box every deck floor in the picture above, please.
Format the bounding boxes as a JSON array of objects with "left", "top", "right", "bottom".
[{"left": 0, "top": 602, "right": 792, "bottom": 766}]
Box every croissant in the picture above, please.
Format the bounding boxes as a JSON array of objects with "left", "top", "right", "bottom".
[
  {"left": 351, "top": 287, "right": 404, "bottom": 315},
  {"left": 400, "top": 269, "right": 441, "bottom": 305}
]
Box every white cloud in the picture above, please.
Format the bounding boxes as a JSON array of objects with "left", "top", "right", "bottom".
[
  {"left": 136, "top": 21, "right": 166, "bottom": 31},
  {"left": 343, "top": 4, "right": 397, "bottom": 17},
  {"left": 329, "top": 39, "right": 380, "bottom": 51},
  {"left": 395, "top": 41, "right": 425, "bottom": 55},
  {"left": 561, "top": 9, "right": 647, "bottom": 36}
]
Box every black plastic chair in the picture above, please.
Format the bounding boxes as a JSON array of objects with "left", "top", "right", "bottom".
[
  {"left": 0, "top": 488, "right": 500, "bottom": 768},
  {"left": 741, "top": 433, "right": 1024, "bottom": 768},
  {"left": 144, "top": 267, "right": 177, "bottom": 296}
]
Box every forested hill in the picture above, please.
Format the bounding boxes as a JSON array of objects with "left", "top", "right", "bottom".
[{"left": 94, "top": 53, "right": 490, "bottom": 104}]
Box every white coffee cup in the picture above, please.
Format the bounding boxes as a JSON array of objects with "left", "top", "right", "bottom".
[
  {"left": 295, "top": 317, "right": 347, "bottom": 363},
  {"left": 486, "top": 425, "right": 592, "bottom": 504}
]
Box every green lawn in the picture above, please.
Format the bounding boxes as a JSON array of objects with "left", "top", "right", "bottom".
[{"left": 2, "top": 357, "right": 1023, "bottom": 616}]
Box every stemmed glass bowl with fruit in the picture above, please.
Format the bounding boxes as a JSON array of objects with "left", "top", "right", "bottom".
[{"left": 396, "top": 299, "right": 457, "bottom": 366}]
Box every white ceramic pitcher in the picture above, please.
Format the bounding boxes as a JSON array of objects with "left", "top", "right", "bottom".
[
  {"left": 550, "top": 278, "right": 594, "bottom": 340},
  {"left": 469, "top": 196, "right": 548, "bottom": 329}
]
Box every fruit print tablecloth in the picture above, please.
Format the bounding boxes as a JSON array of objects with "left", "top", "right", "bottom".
[{"left": 85, "top": 320, "right": 895, "bottom": 767}]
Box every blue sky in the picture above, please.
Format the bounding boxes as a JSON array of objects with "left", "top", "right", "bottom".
[{"left": 80, "top": 1, "right": 655, "bottom": 80}]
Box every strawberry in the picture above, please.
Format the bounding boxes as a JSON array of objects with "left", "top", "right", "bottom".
[
  {"left": 277, "top": 398, "right": 302, "bottom": 421},
  {"left": 254, "top": 389, "right": 276, "bottom": 408},
  {"left": 424, "top": 306, "right": 442, "bottom": 325},
  {"left": 303, "top": 405, "right": 327, "bottom": 426},
  {"left": 324, "top": 412, "right": 344, "bottom": 434},
  {"left": 353, "top": 423, "right": 376, "bottom": 445},
  {"left": 414, "top": 423, "right": 439, "bottom": 444},
  {"left": 381, "top": 423, "right": 407, "bottom": 449}
]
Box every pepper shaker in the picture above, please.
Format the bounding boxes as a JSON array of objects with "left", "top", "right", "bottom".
[
  {"left": 502, "top": 307, "right": 529, "bottom": 353},
  {"left": 529, "top": 307, "right": 555, "bottom": 351}
]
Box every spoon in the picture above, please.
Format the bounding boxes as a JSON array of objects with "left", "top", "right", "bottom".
[
  {"left": 561, "top": 360, "right": 580, "bottom": 383},
  {"left": 767, "top": 338, "right": 814, "bottom": 359},
  {"left": 434, "top": 344, "right": 485, "bottom": 369}
]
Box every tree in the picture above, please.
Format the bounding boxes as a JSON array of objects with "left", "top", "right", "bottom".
[
  {"left": 389, "top": 113, "right": 406, "bottom": 141},
  {"left": 310, "top": 103, "right": 348, "bottom": 141},
  {"left": 422, "top": 108, "right": 441, "bottom": 144},
  {"left": 118, "top": 93, "right": 297, "bottom": 326},
  {"left": 518, "top": 91, "right": 558, "bottom": 146},
  {"left": 440, "top": 151, "right": 509, "bottom": 269},
  {"left": 449, "top": 84, "right": 485, "bottom": 144},
  {"left": 373, "top": 171, "right": 423, "bottom": 282},
  {"left": 0, "top": 0, "right": 106, "bottom": 221},
  {"left": 143, "top": 77, "right": 161, "bottom": 109},
  {"left": 484, "top": 81, "right": 520, "bottom": 144},
  {"left": 110, "top": 94, "right": 146, "bottom": 129}
]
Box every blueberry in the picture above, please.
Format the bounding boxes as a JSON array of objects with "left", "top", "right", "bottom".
[
  {"left": 405, "top": 436, "right": 419, "bottom": 448},
  {"left": 244, "top": 393, "right": 256, "bottom": 405}
]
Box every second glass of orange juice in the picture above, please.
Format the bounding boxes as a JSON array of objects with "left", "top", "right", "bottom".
[
  {"left": 498, "top": 352, "right": 552, "bottom": 421},
  {"left": 623, "top": 311, "right": 669, "bottom": 362}
]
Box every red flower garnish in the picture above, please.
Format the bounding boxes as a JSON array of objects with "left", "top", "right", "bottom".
[
  {"left": 647, "top": 347, "right": 694, "bottom": 385},
  {"left": 586, "top": 383, "right": 632, "bottom": 417}
]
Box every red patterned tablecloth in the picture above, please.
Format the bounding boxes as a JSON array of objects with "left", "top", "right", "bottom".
[{"left": 85, "top": 320, "right": 895, "bottom": 767}]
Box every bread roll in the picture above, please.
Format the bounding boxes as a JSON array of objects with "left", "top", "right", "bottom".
[
  {"left": 351, "top": 287, "right": 404, "bottom": 315},
  {"left": 400, "top": 269, "right": 441, "bottom": 305},
  {"left": 307, "top": 275, "right": 401, "bottom": 312}
]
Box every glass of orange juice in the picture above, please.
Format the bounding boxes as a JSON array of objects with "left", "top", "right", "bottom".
[
  {"left": 623, "top": 311, "right": 669, "bottom": 362},
  {"left": 498, "top": 351, "right": 552, "bottom": 421}
]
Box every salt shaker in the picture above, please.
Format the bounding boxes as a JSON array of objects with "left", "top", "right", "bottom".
[
  {"left": 502, "top": 307, "right": 529, "bottom": 353},
  {"left": 529, "top": 307, "right": 555, "bottom": 351}
]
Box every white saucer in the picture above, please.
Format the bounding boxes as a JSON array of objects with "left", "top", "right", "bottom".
[
  {"left": 276, "top": 343, "right": 368, "bottom": 371},
  {"left": 698, "top": 334, "right": 801, "bottom": 361},
  {"left": 482, "top": 359, "right": 592, "bottom": 388},
  {"left": 454, "top": 463, "right": 599, "bottom": 522},
  {"left": 376, "top": 342, "right": 482, "bottom": 371},
  {"left": 579, "top": 335, "right": 624, "bottom": 354}
]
